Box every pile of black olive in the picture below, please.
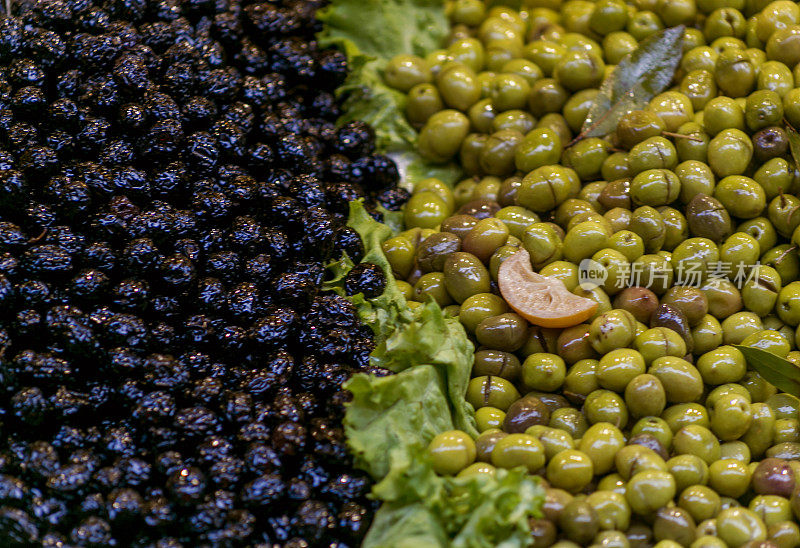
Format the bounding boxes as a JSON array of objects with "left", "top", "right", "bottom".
[{"left": 0, "top": 0, "right": 403, "bottom": 545}]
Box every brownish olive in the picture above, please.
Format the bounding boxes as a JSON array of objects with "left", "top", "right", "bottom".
[
  {"left": 752, "top": 126, "right": 788, "bottom": 163},
  {"left": 653, "top": 506, "right": 697, "bottom": 546},
  {"left": 473, "top": 349, "right": 522, "bottom": 381},
  {"left": 527, "top": 391, "right": 571, "bottom": 414},
  {"left": 441, "top": 214, "right": 478, "bottom": 240},
  {"left": 751, "top": 457, "right": 795, "bottom": 497},
  {"left": 628, "top": 433, "right": 669, "bottom": 460},
  {"left": 686, "top": 193, "right": 733, "bottom": 243},
  {"left": 529, "top": 518, "right": 558, "bottom": 548},
  {"left": 457, "top": 198, "right": 502, "bottom": 219},
  {"left": 499, "top": 176, "right": 523, "bottom": 207},
  {"left": 503, "top": 395, "right": 551, "bottom": 433},
  {"left": 476, "top": 430, "right": 508, "bottom": 462},
  {"left": 614, "top": 287, "right": 660, "bottom": 324},
  {"left": 662, "top": 286, "right": 709, "bottom": 327},
  {"left": 475, "top": 313, "right": 528, "bottom": 351},
  {"left": 650, "top": 303, "right": 694, "bottom": 354},
  {"left": 557, "top": 323, "right": 598, "bottom": 364},
  {"left": 627, "top": 522, "right": 654, "bottom": 548},
  {"left": 416, "top": 232, "right": 462, "bottom": 272},
  {"left": 543, "top": 487, "right": 573, "bottom": 522},
  {"left": 558, "top": 500, "right": 600, "bottom": 545},
  {"left": 599, "top": 178, "right": 632, "bottom": 210}
]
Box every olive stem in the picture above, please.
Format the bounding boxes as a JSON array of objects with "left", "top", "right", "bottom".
[
  {"left": 661, "top": 131, "right": 702, "bottom": 142},
  {"left": 776, "top": 245, "right": 798, "bottom": 265}
]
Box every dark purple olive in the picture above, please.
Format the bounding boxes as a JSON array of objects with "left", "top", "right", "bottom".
[
  {"left": 502, "top": 396, "right": 550, "bottom": 433},
  {"left": 650, "top": 303, "right": 694, "bottom": 353},
  {"left": 628, "top": 433, "right": 668, "bottom": 461},
  {"left": 752, "top": 457, "right": 795, "bottom": 497},
  {"left": 457, "top": 198, "right": 501, "bottom": 219}
]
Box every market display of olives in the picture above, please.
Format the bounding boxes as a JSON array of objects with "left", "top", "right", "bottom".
[{"left": 384, "top": 0, "right": 800, "bottom": 545}]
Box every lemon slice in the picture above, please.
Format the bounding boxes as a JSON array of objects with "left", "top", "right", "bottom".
[{"left": 498, "top": 249, "right": 597, "bottom": 328}]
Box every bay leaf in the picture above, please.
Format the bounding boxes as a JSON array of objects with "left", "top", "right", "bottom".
[
  {"left": 734, "top": 345, "right": 800, "bottom": 398},
  {"left": 579, "top": 25, "right": 685, "bottom": 140},
  {"left": 786, "top": 121, "right": 800, "bottom": 169}
]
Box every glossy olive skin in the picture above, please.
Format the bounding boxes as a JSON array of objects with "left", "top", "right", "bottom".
[
  {"left": 686, "top": 194, "right": 733, "bottom": 243},
  {"left": 418, "top": 109, "right": 471, "bottom": 163},
  {"left": 625, "top": 373, "right": 667, "bottom": 419},
  {"left": 417, "top": 232, "right": 462, "bottom": 272},
  {"left": 650, "top": 304, "right": 694, "bottom": 354},
  {"left": 475, "top": 313, "right": 529, "bottom": 351},
  {"left": 662, "top": 286, "right": 709, "bottom": 327},
  {"left": 428, "top": 430, "right": 477, "bottom": 475},
  {"left": 614, "top": 287, "right": 659, "bottom": 324},
  {"left": 557, "top": 324, "right": 598, "bottom": 365},
  {"left": 467, "top": 376, "right": 521, "bottom": 411},
  {"left": 443, "top": 252, "right": 491, "bottom": 303},
  {"left": 653, "top": 506, "right": 697, "bottom": 546}
]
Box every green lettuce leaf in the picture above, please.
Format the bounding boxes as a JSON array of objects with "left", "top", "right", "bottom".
[
  {"left": 317, "top": 0, "right": 450, "bottom": 61},
  {"left": 344, "top": 366, "right": 449, "bottom": 500},
  {"left": 363, "top": 466, "right": 544, "bottom": 548},
  {"left": 332, "top": 201, "right": 476, "bottom": 435},
  {"left": 316, "top": 0, "right": 450, "bottom": 152},
  {"left": 390, "top": 150, "right": 463, "bottom": 190}
]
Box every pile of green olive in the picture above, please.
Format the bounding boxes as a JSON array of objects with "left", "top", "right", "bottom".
[{"left": 379, "top": 0, "right": 800, "bottom": 546}]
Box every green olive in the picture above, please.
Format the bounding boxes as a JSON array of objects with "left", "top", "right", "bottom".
[
  {"left": 564, "top": 358, "right": 600, "bottom": 402},
  {"left": 716, "top": 507, "right": 768, "bottom": 548},
  {"left": 522, "top": 352, "right": 567, "bottom": 392},
  {"left": 462, "top": 217, "right": 509, "bottom": 263},
  {"left": 385, "top": 54, "right": 433, "bottom": 91},
  {"left": 437, "top": 63, "right": 481, "bottom": 111},
  {"left": 668, "top": 454, "right": 711, "bottom": 493},
  {"left": 428, "top": 430, "right": 477, "bottom": 475},
  {"left": 491, "top": 432, "right": 545, "bottom": 472},
  {"left": 632, "top": 416, "right": 674, "bottom": 452},
  {"left": 584, "top": 389, "right": 629, "bottom": 428},
  {"left": 589, "top": 309, "right": 638, "bottom": 355},
  {"left": 523, "top": 222, "right": 564, "bottom": 268},
  {"left": 578, "top": 422, "right": 626, "bottom": 475},
  {"left": 673, "top": 425, "right": 721, "bottom": 464},
  {"left": 475, "top": 312, "right": 529, "bottom": 352},
  {"left": 466, "top": 375, "right": 521, "bottom": 411},
  {"left": 679, "top": 484, "right": 721, "bottom": 523},
  {"left": 586, "top": 489, "right": 631, "bottom": 531},
  {"left": 413, "top": 272, "right": 454, "bottom": 306},
  {"left": 443, "top": 251, "right": 491, "bottom": 303},
  {"left": 418, "top": 109, "right": 471, "bottom": 163},
  {"left": 515, "top": 127, "right": 563, "bottom": 173},
  {"left": 663, "top": 403, "right": 711, "bottom": 434},
  {"left": 547, "top": 449, "right": 594, "bottom": 493},
  {"left": 741, "top": 402, "right": 777, "bottom": 458},
  {"left": 625, "top": 373, "right": 667, "bottom": 419},
  {"left": 709, "top": 392, "right": 753, "bottom": 441},
  {"left": 460, "top": 293, "right": 510, "bottom": 333},
  {"left": 475, "top": 407, "right": 505, "bottom": 432},
  {"left": 517, "top": 165, "right": 580, "bottom": 213},
  {"left": 562, "top": 138, "right": 611, "bottom": 182},
  {"left": 615, "top": 444, "right": 667, "bottom": 481},
  {"left": 626, "top": 469, "right": 677, "bottom": 517}
]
